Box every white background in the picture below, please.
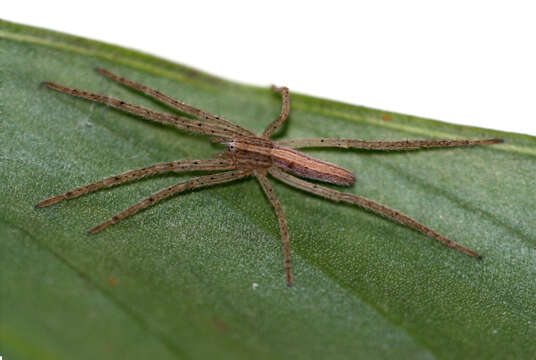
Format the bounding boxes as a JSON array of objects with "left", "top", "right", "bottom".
[{"left": 4, "top": 1, "right": 535, "bottom": 136}]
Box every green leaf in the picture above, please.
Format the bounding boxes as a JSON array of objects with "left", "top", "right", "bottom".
[{"left": 1, "top": 19, "right": 535, "bottom": 360}]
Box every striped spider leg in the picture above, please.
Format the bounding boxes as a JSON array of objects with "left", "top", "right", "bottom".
[{"left": 37, "top": 69, "right": 502, "bottom": 286}]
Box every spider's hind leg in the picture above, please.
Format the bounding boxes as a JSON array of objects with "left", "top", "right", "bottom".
[
  {"left": 276, "top": 138, "right": 502, "bottom": 150},
  {"left": 269, "top": 167, "right": 481, "bottom": 259}
]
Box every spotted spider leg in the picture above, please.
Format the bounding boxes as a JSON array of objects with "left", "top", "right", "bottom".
[
  {"left": 38, "top": 76, "right": 253, "bottom": 234},
  {"left": 42, "top": 82, "right": 240, "bottom": 139},
  {"left": 35, "top": 159, "right": 235, "bottom": 208},
  {"left": 87, "top": 169, "right": 251, "bottom": 234},
  {"left": 269, "top": 167, "right": 481, "bottom": 258},
  {"left": 262, "top": 85, "right": 290, "bottom": 138},
  {"left": 96, "top": 68, "right": 255, "bottom": 137},
  {"left": 261, "top": 87, "right": 499, "bottom": 261},
  {"left": 254, "top": 169, "right": 292, "bottom": 286},
  {"left": 254, "top": 85, "right": 294, "bottom": 285},
  {"left": 276, "top": 137, "right": 502, "bottom": 150}
]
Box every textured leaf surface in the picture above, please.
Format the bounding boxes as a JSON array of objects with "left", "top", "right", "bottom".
[{"left": 1, "top": 20, "right": 535, "bottom": 360}]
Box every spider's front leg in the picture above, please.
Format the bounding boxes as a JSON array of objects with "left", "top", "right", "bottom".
[
  {"left": 96, "top": 68, "right": 254, "bottom": 137},
  {"left": 42, "top": 82, "right": 236, "bottom": 139}
]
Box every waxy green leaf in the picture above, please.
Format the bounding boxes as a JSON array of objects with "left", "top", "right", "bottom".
[{"left": 1, "top": 19, "right": 535, "bottom": 360}]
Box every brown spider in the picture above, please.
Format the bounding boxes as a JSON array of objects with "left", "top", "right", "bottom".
[{"left": 36, "top": 68, "right": 502, "bottom": 286}]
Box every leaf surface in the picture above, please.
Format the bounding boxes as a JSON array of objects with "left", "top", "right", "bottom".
[{"left": 1, "top": 19, "right": 535, "bottom": 360}]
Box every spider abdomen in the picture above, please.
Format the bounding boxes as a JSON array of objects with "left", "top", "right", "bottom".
[{"left": 272, "top": 146, "right": 355, "bottom": 186}]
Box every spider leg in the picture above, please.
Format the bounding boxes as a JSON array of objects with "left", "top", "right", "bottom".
[
  {"left": 42, "top": 82, "right": 235, "bottom": 139},
  {"left": 254, "top": 170, "right": 292, "bottom": 286},
  {"left": 35, "top": 158, "right": 235, "bottom": 208},
  {"left": 269, "top": 167, "right": 481, "bottom": 259},
  {"left": 96, "top": 68, "right": 254, "bottom": 137},
  {"left": 262, "top": 85, "right": 290, "bottom": 138},
  {"left": 276, "top": 138, "right": 502, "bottom": 150},
  {"left": 88, "top": 169, "right": 251, "bottom": 234}
]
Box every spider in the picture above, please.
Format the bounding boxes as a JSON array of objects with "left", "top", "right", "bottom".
[{"left": 36, "top": 68, "right": 502, "bottom": 286}]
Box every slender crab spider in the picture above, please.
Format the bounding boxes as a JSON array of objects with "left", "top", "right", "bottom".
[{"left": 36, "top": 68, "right": 502, "bottom": 286}]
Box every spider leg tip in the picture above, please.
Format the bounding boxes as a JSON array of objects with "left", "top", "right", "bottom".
[
  {"left": 271, "top": 84, "right": 287, "bottom": 93},
  {"left": 478, "top": 255, "right": 483, "bottom": 261},
  {"left": 89, "top": 223, "right": 108, "bottom": 235},
  {"left": 35, "top": 198, "right": 58, "bottom": 208},
  {"left": 95, "top": 68, "right": 112, "bottom": 77}
]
